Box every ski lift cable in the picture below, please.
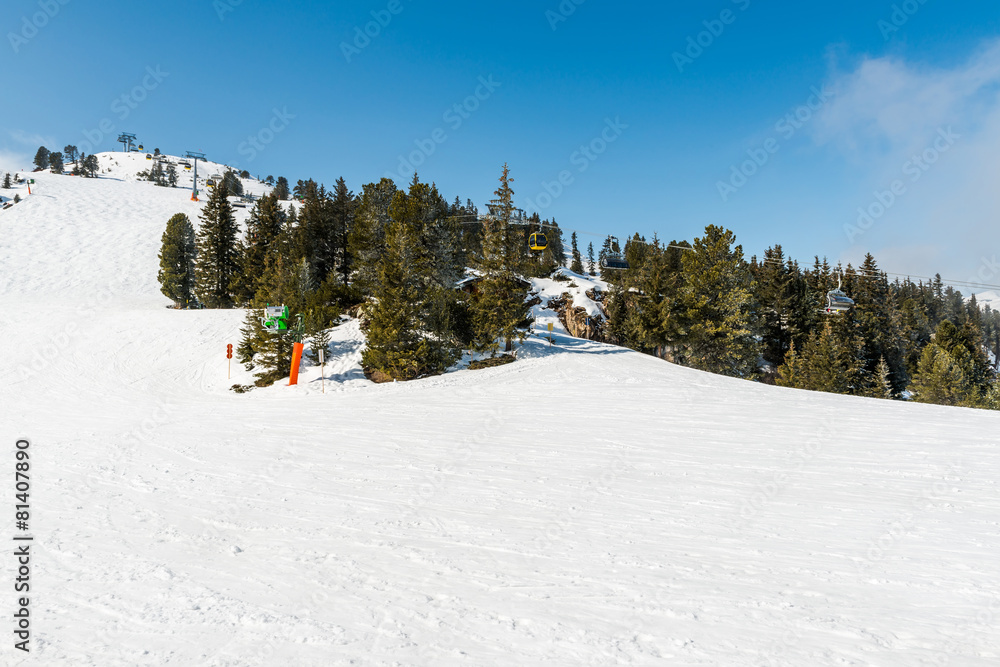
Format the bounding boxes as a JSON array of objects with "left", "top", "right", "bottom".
[{"left": 755, "top": 256, "right": 1000, "bottom": 293}]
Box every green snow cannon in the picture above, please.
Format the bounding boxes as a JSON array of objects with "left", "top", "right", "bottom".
[{"left": 261, "top": 305, "right": 289, "bottom": 332}]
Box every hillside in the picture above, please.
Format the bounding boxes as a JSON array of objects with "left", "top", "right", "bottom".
[{"left": 2, "top": 159, "right": 1000, "bottom": 665}]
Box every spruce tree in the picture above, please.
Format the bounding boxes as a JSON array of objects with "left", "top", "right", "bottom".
[
  {"left": 570, "top": 231, "right": 584, "bottom": 274},
  {"left": 149, "top": 160, "right": 164, "bottom": 185},
  {"left": 232, "top": 193, "right": 286, "bottom": 304},
  {"left": 2, "top": 173, "right": 10, "bottom": 189},
  {"left": 677, "top": 225, "right": 759, "bottom": 377},
  {"left": 587, "top": 242, "right": 596, "bottom": 276},
  {"left": 48, "top": 152, "right": 64, "bottom": 174},
  {"left": 331, "top": 177, "right": 356, "bottom": 285},
  {"left": 167, "top": 163, "right": 178, "bottom": 187},
  {"left": 472, "top": 164, "right": 531, "bottom": 355},
  {"left": 349, "top": 178, "right": 397, "bottom": 297},
  {"left": 908, "top": 343, "right": 973, "bottom": 406},
  {"left": 873, "top": 356, "right": 894, "bottom": 399},
  {"left": 82, "top": 154, "right": 99, "bottom": 177},
  {"left": 361, "top": 211, "right": 425, "bottom": 381},
  {"left": 33, "top": 146, "right": 49, "bottom": 170},
  {"left": 274, "top": 176, "right": 290, "bottom": 200},
  {"left": 296, "top": 182, "right": 338, "bottom": 283},
  {"left": 237, "top": 307, "right": 266, "bottom": 367},
  {"left": 776, "top": 319, "right": 865, "bottom": 394},
  {"left": 223, "top": 170, "right": 243, "bottom": 196},
  {"left": 157, "top": 213, "right": 197, "bottom": 307},
  {"left": 194, "top": 182, "right": 240, "bottom": 308}
]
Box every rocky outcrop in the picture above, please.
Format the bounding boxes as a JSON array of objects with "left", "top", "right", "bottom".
[{"left": 552, "top": 291, "right": 607, "bottom": 342}]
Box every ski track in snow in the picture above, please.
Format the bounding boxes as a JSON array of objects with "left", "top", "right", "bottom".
[{"left": 2, "top": 158, "right": 1000, "bottom": 665}]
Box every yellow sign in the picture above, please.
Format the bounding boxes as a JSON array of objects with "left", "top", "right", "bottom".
[{"left": 547, "top": 323, "right": 554, "bottom": 332}]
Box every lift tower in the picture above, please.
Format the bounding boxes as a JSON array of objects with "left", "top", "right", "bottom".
[
  {"left": 185, "top": 151, "right": 206, "bottom": 202},
  {"left": 117, "top": 133, "right": 137, "bottom": 153}
]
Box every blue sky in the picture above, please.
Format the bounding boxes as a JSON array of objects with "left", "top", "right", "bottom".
[{"left": 3, "top": 0, "right": 1000, "bottom": 287}]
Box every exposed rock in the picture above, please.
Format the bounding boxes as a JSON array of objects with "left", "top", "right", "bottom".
[{"left": 553, "top": 291, "right": 607, "bottom": 342}]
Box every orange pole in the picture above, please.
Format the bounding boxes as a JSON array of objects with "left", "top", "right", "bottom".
[{"left": 288, "top": 342, "right": 304, "bottom": 386}]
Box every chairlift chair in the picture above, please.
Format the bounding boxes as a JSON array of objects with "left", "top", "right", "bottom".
[
  {"left": 822, "top": 275, "right": 855, "bottom": 315},
  {"left": 528, "top": 232, "right": 548, "bottom": 252},
  {"left": 145, "top": 154, "right": 152, "bottom": 160},
  {"left": 599, "top": 236, "right": 630, "bottom": 270}
]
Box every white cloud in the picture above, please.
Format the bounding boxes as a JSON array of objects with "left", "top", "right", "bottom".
[
  {"left": 8, "top": 129, "right": 54, "bottom": 148},
  {"left": 0, "top": 148, "right": 31, "bottom": 174},
  {"left": 813, "top": 40, "right": 1000, "bottom": 290}
]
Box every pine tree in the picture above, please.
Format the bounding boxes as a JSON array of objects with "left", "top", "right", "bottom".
[
  {"left": 63, "top": 145, "right": 79, "bottom": 164},
  {"left": 587, "top": 242, "right": 596, "bottom": 276},
  {"left": 776, "top": 319, "right": 865, "bottom": 394},
  {"left": 361, "top": 211, "right": 425, "bottom": 381},
  {"left": 873, "top": 356, "right": 894, "bottom": 399},
  {"left": 908, "top": 343, "right": 973, "bottom": 406},
  {"left": 570, "top": 231, "right": 584, "bottom": 274},
  {"left": 33, "top": 146, "right": 49, "bottom": 170},
  {"left": 232, "top": 193, "right": 286, "bottom": 304},
  {"left": 237, "top": 307, "right": 266, "bottom": 367},
  {"left": 2, "top": 173, "right": 10, "bottom": 189},
  {"left": 349, "top": 178, "right": 397, "bottom": 297},
  {"left": 274, "top": 176, "right": 290, "bottom": 200},
  {"left": 331, "top": 177, "right": 356, "bottom": 285},
  {"left": 194, "top": 183, "right": 240, "bottom": 308},
  {"left": 78, "top": 153, "right": 99, "bottom": 178},
  {"left": 157, "top": 213, "right": 197, "bottom": 307},
  {"left": 676, "top": 225, "right": 759, "bottom": 377},
  {"left": 296, "top": 182, "right": 338, "bottom": 284},
  {"left": 48, "top": 152, "right": 64, "bottom": 174},
  {"left": 392, "top": 177, "right": 462, "bottom": 369},
  {"left": 166, "top": 163, "right": 178, "bottom": 187},
  {"left": 472, "top": 164, "right": 531, "bottom": 355},
  {"left": 149, "top": 160, "right": 165, "bottom": 185},
  {"left": 223, "top": 170, "right": 244, "bottom": 196}
]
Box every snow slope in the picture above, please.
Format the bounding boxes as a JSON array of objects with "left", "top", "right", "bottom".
[{"left": 3, "top": 165, "right": 1000, "bottom": 665}]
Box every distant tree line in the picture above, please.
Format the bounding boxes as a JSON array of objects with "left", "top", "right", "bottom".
[
  {"left": 32, "top": 144, "right": 98, "bottom": 177},
  {"left": 601, "top": 234, "right": 1000, "bottom": 409}
]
